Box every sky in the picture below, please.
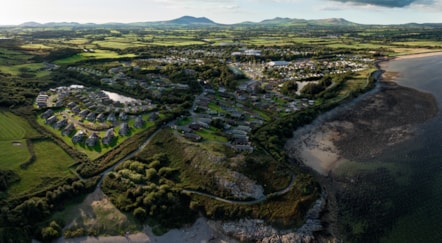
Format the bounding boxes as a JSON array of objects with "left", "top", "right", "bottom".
[{"left": 0, "top": 0, "right": 441, "bottom": 25}]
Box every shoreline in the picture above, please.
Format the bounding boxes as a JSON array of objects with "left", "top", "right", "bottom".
[
  {"left": 287, "top": 52, "right": 442, "bottom": 241},
  {"left": 391, "top": 51, "right": 442, "bottom": 61},
  {"left": 288, "top": 51, "right": 442, "bottom": 176}
]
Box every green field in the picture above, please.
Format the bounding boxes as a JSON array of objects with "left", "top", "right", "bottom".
[
  {"left": 0, "top": 47, "right": 32, "bottom": 65},
  {"left": 7, "top": 140, "right": 75, "bottom": 194},
  {"left": 0, "top": 62, "right": 46, "bottom": 76},
  {"left": 54, "top": 50, "right": 137, "bottom": 64},
  {"left": 0, "top": 110, "right": 40, "bottom": 140},
  {"left": 0, "top": 111, "right": 75, "bottom": 195},
  {"left": 0, "top": 111, "right": 38, "bottom": 177},
  {"left": 94, "top": 40, "right": 147, "bottom": 49},
  {"left": 0, "top": 139, "right": 31, "bottom": 171},
  {"left": 196, "top": 127, "right": 228, "bottom": 142},
  {"left": 21, "top": 43, "right": 54, "bottom": 50}
]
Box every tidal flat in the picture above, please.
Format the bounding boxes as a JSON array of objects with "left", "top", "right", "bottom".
[{"left": 286, "top": 53, "right": 442, "bottom": 242}]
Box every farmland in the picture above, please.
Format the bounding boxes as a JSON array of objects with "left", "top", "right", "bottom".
[{"left": 54, "top": 50, "right": 137, "bottom": 64}]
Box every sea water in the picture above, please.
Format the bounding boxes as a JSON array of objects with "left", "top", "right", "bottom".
[{"left": 376, "top": 55, "right": 442, "bottom": 242}]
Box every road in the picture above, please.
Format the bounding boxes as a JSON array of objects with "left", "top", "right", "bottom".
[{"left": 182, "top": 174, "right": 296, "bottom": 205}]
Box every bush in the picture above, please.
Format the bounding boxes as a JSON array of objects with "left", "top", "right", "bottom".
[
  {"left": 133, "top": 207, "right": 147, "bottom": 221},
  {"left": 41, "top": 225, "right": 61, "bottom": 242}
]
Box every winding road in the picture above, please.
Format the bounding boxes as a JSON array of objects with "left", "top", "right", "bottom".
[{"left": 182, "top": 174, "right": 296, "bottom": 205}]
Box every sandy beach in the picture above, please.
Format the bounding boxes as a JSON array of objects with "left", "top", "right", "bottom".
[
  {"left": 392, "top": 51, "right": 442, "bottom": 61},
  {"left": 290, "top": 122, "right": 347, "bottom": 176}
]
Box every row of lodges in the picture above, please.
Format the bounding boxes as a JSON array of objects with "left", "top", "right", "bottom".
[
  {"left": 42, "top": 109, "right": 146, "bottom": 129},
  {"left": 71, "top": 129, "right": 114, "bottom": 147},
  {"left": 41, "top": 109, "right": 143, "bottom": 146},
  {"left": 71, "top": 123, "right": 131, "bottom": 146},
  {"left": 70, "top": 122, "right": 131, "bottom": 147},
  {"left": 68, "top": 104, "right": 151, "bottom": 127}
]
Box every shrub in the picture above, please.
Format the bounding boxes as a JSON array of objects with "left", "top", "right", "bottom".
[{"left": 133, "top": 207, "right": 147, "bottom": 221}]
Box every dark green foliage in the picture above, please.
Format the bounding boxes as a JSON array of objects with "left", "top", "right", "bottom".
[
  {"left": 41, "top": 48, "right": 81, "bottom": 62},
  {"left": 133, "top": 207, "right": 147, "bottom": 221},
  {"left": 0, "top": 176, "right": 98, "bottom": 242},
  {"left": 19, "top": 139, "right": 36, "bottom": 169},
  {"left": 300, "top": 76, "right": 333, "bottom": 98},
  {"left": 102, "top": 154, "right": 196, "bottom": 233},
  {"left": 0, "top": 76, "right": 53, "bottom": 107},
  {"left": 40, "top": 220, "right": 62, "bottom": 242},
  {"left": 252, "top": 107, "right": 319, "bottom": 161},
  {"left": 281, "top": 80, "right": 298, "bottom": 96},
  {"left": 301, "top": 82, "right": 326, "bottom": 97},
  {"left": 0, "top": 226, "right": 32, "bottom": 243},
  {"left": 0, "top": 170, "right": 20, "bottom": 191}
]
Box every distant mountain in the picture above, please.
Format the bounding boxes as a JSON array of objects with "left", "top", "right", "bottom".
[
  {"left": 44, "top": 22, "right": 82, "bottom": 27},
  {"left": 11, "top": 16, "right": 441, "bottom": 28},
  {"left": 19, "top": 22, "right": 42, "bottom": 27},
  {"left": 310, "top": 18, "right": 358, "bottom": 26},
  {"left": 19, "top": 21, "right": 87, "bottom": 27},
  {"left": 166, "top": 16, "right": 217, "bottom": 25},
  {"left": 236, "top": 17, "right": 358, "bottom": 27},
  {"left": 259, "top": 17, "right": 295, "bottom": 25}
]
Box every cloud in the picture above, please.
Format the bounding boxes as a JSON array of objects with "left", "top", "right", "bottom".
[{"left": 329, "top": 0, "right": 435, "bottom": 8}]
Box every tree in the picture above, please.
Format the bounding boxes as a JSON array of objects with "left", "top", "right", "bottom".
[
  {"left": 281, "top": 80, "right": 298, "bottom": 95},
  {"left": 301, "top": 82, "right": 325, "bottom": 97},
  {"left": 41, "top": 221, "right": 61, "bottom": 242},
  {"left": 133, "top": 207, "right": 147, "bottom": 221}
]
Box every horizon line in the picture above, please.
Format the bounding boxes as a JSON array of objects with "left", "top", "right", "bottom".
[{"left": 1, "top": 15, "right": 440, "bottom": 27}]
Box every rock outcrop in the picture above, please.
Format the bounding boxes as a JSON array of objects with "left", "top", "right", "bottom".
[
  {"left": 219, "top": 190, "right": 327, "bottom": 242},
  {"left": 216, "top": 171, "right": 264, "bottom": 199}
]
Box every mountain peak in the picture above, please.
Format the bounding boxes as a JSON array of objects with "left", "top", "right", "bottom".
[
  {"left": 168, "top": 16, "right": 217, "bottom": 25},
  {"left": 312, "top": 18, "right": 356, "bottom": 25},
  {"left": 19, "top": 21, "right": 42, "bottom": 27}
]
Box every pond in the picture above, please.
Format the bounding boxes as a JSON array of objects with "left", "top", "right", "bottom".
[{"left": 102, "top": 90, "right": 137, "bottom": 104}]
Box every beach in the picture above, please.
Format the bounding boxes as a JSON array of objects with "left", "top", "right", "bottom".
[{"left": 393, "top": 51, "right": 442, "bottom": 60}]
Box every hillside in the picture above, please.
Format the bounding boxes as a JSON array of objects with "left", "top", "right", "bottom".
[{"left": 12, "top": 16, "right": 442, "bottom": 28}]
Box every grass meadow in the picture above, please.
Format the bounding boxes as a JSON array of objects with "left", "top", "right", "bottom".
[
  {"left": 54, "top": 50, "right": 137, "bottom": 64},
  {"left": 0, "top": 110, "right": 40, "bottom": 140},
  {"left": 7, "top": 140, "right": 75, "bottom": 194},
  {"left": 0, "top": 110, "right": 75, "bottom": 195}
]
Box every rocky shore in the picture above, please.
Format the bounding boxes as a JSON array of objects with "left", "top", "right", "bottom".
[{"left": 219, "top": 190, "right": 327, "bottom": 243}]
